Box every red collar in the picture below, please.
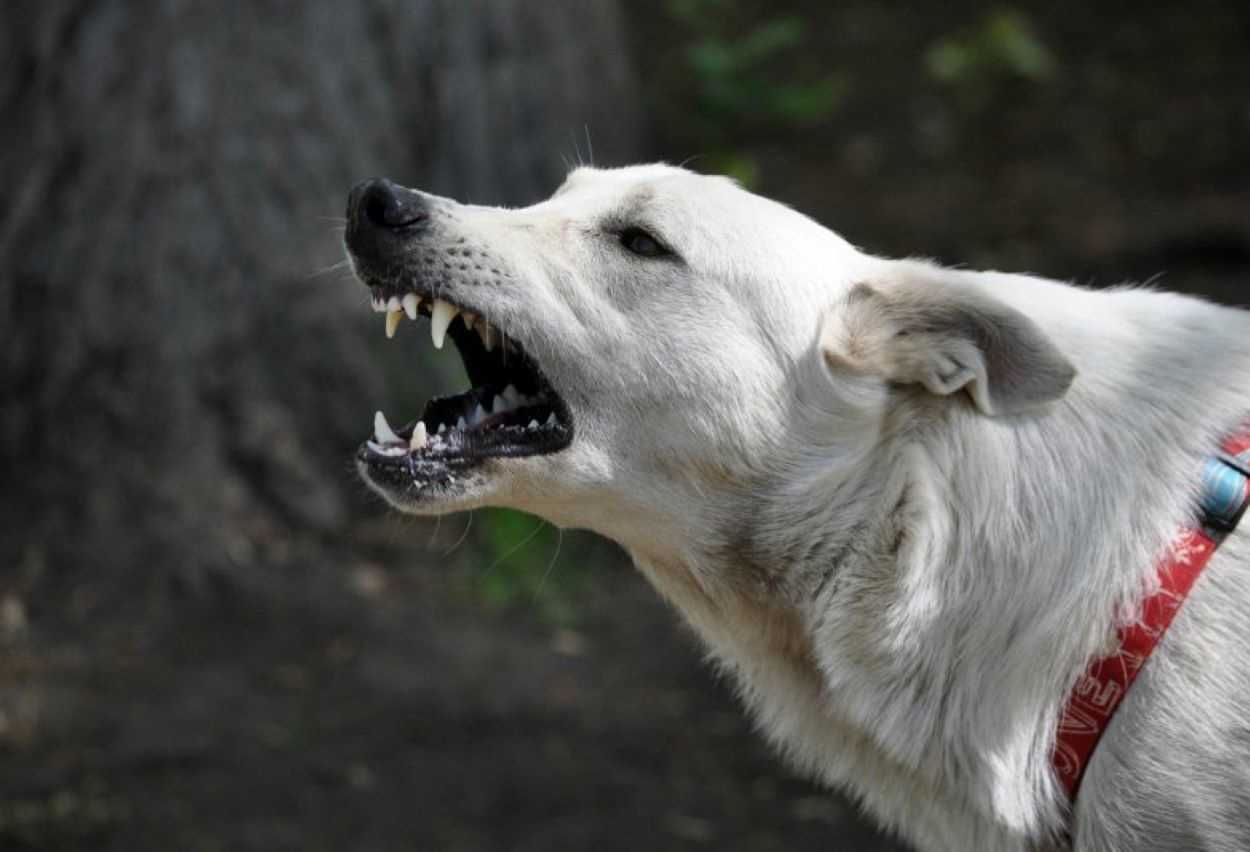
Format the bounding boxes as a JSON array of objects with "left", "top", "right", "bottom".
[{"left": 1052, "top": 423, "right": 1250, "bottom": 801}]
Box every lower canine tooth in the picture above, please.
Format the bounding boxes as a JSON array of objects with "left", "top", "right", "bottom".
[
  {"left": 374, "top": 410, "right": 401, "bottom": 444},
  {"left": 385, "top": 310, "right": 402, "bottom": 339},
  {"left": 410, "top": 421, "right": 428, "bottom": 450}
]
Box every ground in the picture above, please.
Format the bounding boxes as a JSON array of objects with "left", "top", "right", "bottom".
[{"left": 0, "top": 514, "right": 908, "bottom": 851}]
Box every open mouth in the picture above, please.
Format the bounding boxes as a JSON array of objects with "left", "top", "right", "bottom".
[{"left": 357, "top": 285, "right": 573, "bottom": 492}]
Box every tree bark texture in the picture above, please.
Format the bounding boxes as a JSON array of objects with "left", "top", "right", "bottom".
[{"left": 0, "top": 0, "right": 639, "bottom": 589}]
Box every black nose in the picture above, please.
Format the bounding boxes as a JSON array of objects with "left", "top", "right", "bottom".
[{"left": 346, "top": 177, "right": 429, "bottom": 260}]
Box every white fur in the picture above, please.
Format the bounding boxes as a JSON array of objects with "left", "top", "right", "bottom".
[{"left": 355, "top": 165, "right": 1250, "bottom": 851}]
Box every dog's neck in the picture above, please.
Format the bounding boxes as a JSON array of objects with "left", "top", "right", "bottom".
[{"left": 621, "top": 269, "right": 1250, "bottom": 845}]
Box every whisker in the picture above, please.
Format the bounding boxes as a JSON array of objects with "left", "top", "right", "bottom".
[
  {"left": 444, "top": 511, "right": 474, "bottom": 555},
  {"left": 533, "top": 527, "right": 565, "bottom": 603},
  {"left": 307, "top": 258, "right": 352, "bottom": 279},
  {"left": 428, "top": 513, "right": 443, "bottom": 548},
  {"left": 483, "top": 518, "right": 547, "bottom": 575}
]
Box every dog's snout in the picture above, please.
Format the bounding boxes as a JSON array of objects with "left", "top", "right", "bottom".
[
  {"left": 346, "top": 177, "right": 429, "bottom": 261},
  {"left": 357, "top": 178, "right": 427, "bottom": 229}
]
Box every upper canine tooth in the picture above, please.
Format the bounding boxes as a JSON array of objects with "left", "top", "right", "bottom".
[
  {"left": 430, "top": 299, "right": 458, "bottom": 349},
  {"left": 385, "top": 310, "right": 402, "bottom": 339},
  {"left": 402, "top": 293, "right": 419, "bottom": 320},
  {"left": 374, "top": 410, "right": 401, "bottom": 444},
  {"left": 409, "top": 421, "right": 428, "bottom": 450}
]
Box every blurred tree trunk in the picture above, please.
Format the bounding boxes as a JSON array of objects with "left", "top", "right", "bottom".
[{"left": 0, "top": 0, "right": 638, "bottom": 597}]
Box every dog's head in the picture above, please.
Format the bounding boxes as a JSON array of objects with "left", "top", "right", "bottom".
[{"left": 344, "top": 165, "right": 1074, "bottom": 561}]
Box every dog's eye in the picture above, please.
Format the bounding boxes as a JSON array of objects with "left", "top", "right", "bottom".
[{"left": 619, "top": 227, "right": 668, "bottom": 258}]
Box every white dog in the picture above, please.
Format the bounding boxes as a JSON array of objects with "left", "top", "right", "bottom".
[{"left": 343, "top": 165, "right": 1250, "bottom": 852}]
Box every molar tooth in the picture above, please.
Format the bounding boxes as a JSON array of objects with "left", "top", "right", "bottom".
[
  {"left": 490, "top": 395, "right": 506, "bottom": 414},
  {"left": 385, "top": 310, "right": 402, "bottom": 339},
  {"left": 437, "top": 423, "right": 447, "bottom": 434},
  {"left": 402, "top": 293, "right": 419, "bottom": 320},
  {"left": 456, "top": 416, "right": 467, "bottom": 430},
  {"left": 527, "top": 419, "right": 539, "bottom": 429},
  {"left": 545, "top": 412, "right": 557, "bottom": 427},
  {"left": 409, "top": 421, "right": 428, "bottom": 450},
  {"left": 462, "top": 312, "right": 477, "bottom": 328},
  {"left": 430, "top": 299, "right": 458, "bottom": 349},
  {"left": 471, "top": 403, "right": 487, "bottom": 425},
  {"left": 387, "top": 296, "right": 401, "bottom": 312},
  {"left": 502, "top": 385, "right": 519, "bottom": 407},
  {"left": 374, "top": 411, "right": 401, "bottom": 444}
]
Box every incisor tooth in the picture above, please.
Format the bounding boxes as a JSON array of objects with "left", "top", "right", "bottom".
[
  {"left": 402, "top": 293, "right": 419, "bottom": 320},
  {"left": 385, "top": 310, "right": 402, "bottom": 339},
  {"left": 374, "top": 411, "right": 401, "bottom": 444},
  {"left": 430, "top": 299, "right": 458, "bottom": 349},
  {"left": 409, "top": 421, "right": 428, "bottom": 450}
]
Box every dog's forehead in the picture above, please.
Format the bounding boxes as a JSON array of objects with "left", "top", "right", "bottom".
[{"left": 545, "top": 164, "right": 735, "bottom": 217}]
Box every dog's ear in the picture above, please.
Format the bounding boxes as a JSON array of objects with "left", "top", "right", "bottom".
[{"left": 821, "top": 277, "right": 1076, "bottom": 416}]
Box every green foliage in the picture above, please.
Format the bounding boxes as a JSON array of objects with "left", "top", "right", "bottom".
[
  {"left": 679, "top": 10, "right": 845, "bottom": 127},
  {"left": 926, "top": 9, "right": 1057, "bottom": 88},
  {"left": 474, "top": 508, "right": 580, "bottom": 625},
  {"left": 666, "top": 0, "right": 845, "bottom": 188},
  {"left": 704, "top": 152, "right": 759, "bottom": 188}
]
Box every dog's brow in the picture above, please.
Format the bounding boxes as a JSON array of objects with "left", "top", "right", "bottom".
[{"left": 603, "top": 187, "right": 656, "bottom": 226}]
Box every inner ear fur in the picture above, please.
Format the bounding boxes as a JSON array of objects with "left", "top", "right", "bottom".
[{"left": 821, "top": 273, "right": 1076, "bottom": 416}]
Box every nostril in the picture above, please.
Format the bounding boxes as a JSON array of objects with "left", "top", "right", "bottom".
[{"left": 359, "top": 179, "right": 427, "bottom": 230}]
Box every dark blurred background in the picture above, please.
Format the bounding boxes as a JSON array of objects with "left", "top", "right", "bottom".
[{"left": 1, "top": 2, "right": 1247, "bottom": 850}]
